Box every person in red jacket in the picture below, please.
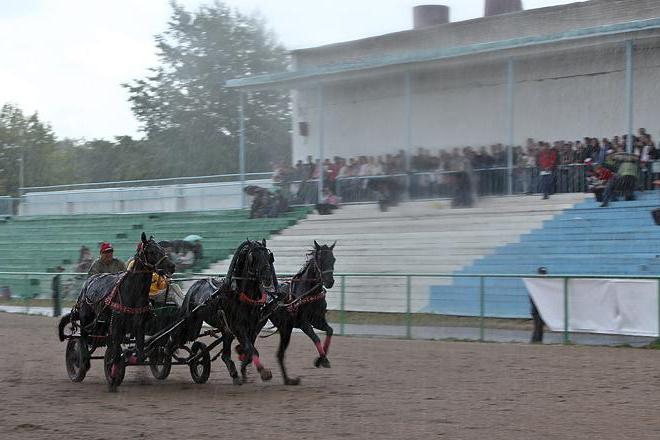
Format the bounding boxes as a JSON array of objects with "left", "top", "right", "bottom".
[{"left": 538, "top": 142, "right": 558, "bottom": 199}]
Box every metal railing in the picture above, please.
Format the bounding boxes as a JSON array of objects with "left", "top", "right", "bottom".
[{"left": 2, "top": 271, "right": 657, "bottom": 344}]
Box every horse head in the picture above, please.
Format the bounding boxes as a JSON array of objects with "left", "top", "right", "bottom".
[
  {"left": 134, "top": 232, "right": 176, "bottom": 276},
  {"left": 240, "top": 239, "right": 275, "bottom": 292},
  {"left": 313, "top": 240, "right": 336, "bottom": 289}
]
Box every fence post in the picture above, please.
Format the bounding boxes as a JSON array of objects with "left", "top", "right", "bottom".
[
  {"left": 657, "top": 279, "right": 660, "bottom": 342},
  {"left": 339, "top": 275, "right": 346, "bottom": 336},
  {"left": 563, "top": 277, "right": 570, "bottom": 344},
  {"left": 406, "top": 275, "right": 412, "bottom": 339},
  {"left": 479, "top": 276, "right": 485, "bottom": 342}
]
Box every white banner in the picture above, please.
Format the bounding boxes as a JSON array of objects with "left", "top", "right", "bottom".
[{"left": 523, "top": 278, "right": 660, "bottom": 337}]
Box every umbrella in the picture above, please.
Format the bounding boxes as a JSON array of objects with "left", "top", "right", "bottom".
[{"left": 183, "top": 234, "right": 203, "bottom": 243}]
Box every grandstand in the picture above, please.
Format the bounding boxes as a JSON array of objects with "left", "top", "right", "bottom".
[
  {"left": 0, "top": 207, "right": 310, "bottom": 300},
  {"left": 426, "top": 191, "right": 660, "bottom": 318},
  {"left": 203, "top": 193, "right": 590, "bottom": 314}
]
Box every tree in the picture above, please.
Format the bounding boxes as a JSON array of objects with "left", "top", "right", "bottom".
[
  {"left": 124, "top": 1, "right": 291, "bottom": 178},
  {"left": 0, "top": 103, "right": 58, "bottom": 195}
]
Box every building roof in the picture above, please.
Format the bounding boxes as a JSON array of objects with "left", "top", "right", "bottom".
[{"left": 226, "top": 17, "right": 660, "bottom": 90}]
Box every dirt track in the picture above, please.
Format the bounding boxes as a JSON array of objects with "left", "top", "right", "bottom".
[{"left": 1, "top": 312, "right": 660, "bottom": 440}]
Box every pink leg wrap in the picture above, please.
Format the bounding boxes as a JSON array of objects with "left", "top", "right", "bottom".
[
  {"left": 111, "top": 364, "right": 118, "bottom": 378},
  {"left": 323, "top": 336, "right": 332, "bottom": 355},
  {"left": 238, "top": 353, "right": 247, "bottom": 362},
  {"left": 315, "top": 341, "right": 326, "bottom": 357},
  {"left": 128, "top": 355, "right": 138, "bottom": 365},
  {"left": 252, "top": 355, "right": 263, "bottom": 369}
]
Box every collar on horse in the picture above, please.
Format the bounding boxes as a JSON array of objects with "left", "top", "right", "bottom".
[
  {"left": 238, "top": 290, "right": 268, "bottom": 306},
  {"left": 103, "top": 273, "right": 152, "bottom": 315}
]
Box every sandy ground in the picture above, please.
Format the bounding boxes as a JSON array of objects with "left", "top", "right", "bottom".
[{"left": 1, "top": 312, "right": 660, "bottom": 440}]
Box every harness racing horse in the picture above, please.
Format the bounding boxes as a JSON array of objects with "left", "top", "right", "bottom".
[
  {"left": 176, "top": 239, "right": 276, "bottom": 385},
  {"left": 58, "top": 233, "right": 175, "bottom": 392},
  {"left": 261, "top": 240, "right": 336, "bottom": 385}
]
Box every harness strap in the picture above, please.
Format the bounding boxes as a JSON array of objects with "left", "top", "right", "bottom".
[
  {"left": 286, "top": 290, "right": 326, "bottom": 314},
  {"left": 103, "top": 275, "right": 152, "bottom": 315}
]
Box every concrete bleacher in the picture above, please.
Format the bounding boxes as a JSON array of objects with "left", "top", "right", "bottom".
[
  {"left": 426, "top": 191, "right": 660, "bottom": 318},
  {"left": 0, "top": 207, "right": 310, "bottom": 299},
  {"left": 204, "top": 193, "right": 588, "bottom": 313}
]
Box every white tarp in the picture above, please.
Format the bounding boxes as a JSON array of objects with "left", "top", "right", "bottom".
[{"left": 524, "top": 278, "right": 659, "bottom": 337}]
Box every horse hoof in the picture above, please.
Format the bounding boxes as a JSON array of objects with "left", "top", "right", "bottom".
[
  {"left": 285, "top": 377, "right": 301, "bottom": 386},
  {"left": 259, "top": 368, "right": 273, "bottom": 382},
  {"left": 232, "top": 376, "right": 242, "bottom": 386},
  {"left": 314, "top": 357, "right": 331, "bottom": 368}
]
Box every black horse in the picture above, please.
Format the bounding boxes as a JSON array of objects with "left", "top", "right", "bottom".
[
  {"left": 175, "top": 239, "right": 276, "bottom": 385},
  {"left": 58, "top": 233, "right": 175, "bottom": 392},
  {"left": 266, "top": 240, "right": 336, "bottom": 385}
]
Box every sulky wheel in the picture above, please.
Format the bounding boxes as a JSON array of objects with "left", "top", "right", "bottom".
[
  {"left": 189, "top": 341, "right": 211, "bottom": 384},
  {"left": 149, "top": 346, "right": 172, "bottom": 380},
  {"left": 65, "top": 338, "right": 88, "bottom": 382},
  {"left": 104, "top": 347, "right": 126, "bottom": 391}
]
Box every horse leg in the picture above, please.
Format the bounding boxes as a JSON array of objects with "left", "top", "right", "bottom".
[
  {"left": 221, "top": 334, "right": 241, "bottom": 386},
  {"left": 314, "top": 318, "right": 334, "bottom": 360},
  {"left": 134, "top": 316, "right": 145, "bottom": 364},
  {"left": 238, "top": 330, "right": 272, "bottom": 382},
  {"left": 300, "top": 321, "right": 330, "bottom": 368},
  {"left": 277, "top": 325, "right": 299, "bottom": 385},
  {"left": 108, "top": 314, "right": 123, "bottom": 392}
]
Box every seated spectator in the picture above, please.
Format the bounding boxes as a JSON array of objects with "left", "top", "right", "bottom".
[
  {"left": 600, "top": 152, "right": 639, "bottom": 207},
  {"left": 316, "top": 189, "right": 339, "bottom": 215},
  {"left": 585, "top": 158, "right": 614, "bottom": 202},
  {"left": 76, "top": 245, "right": 94, "bottom": 273}
]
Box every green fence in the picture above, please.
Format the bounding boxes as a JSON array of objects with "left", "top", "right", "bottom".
[{"left": 2, "top": 271, "right": 658, "bottom": 345}]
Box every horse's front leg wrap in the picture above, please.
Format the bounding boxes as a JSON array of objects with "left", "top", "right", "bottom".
[{"left": 323, "top": 335, "right": 332, "bottom": 355}]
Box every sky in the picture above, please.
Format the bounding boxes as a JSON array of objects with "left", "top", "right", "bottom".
[{"left": 0, "top": 0, "right": 584, "bottom": 141}]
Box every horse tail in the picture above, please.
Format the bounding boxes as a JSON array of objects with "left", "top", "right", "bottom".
[{"left": 58, "top": 312, "right": 71, "bottom": 342}]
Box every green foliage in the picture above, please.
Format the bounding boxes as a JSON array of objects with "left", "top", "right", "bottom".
[
  {"left": 0, "top": 2, "right": 290, "bottom": 195},
  {"left": 124, "top": 1, "right": 291, "bottom": 176}
]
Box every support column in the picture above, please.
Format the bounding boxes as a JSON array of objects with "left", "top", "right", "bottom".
[
  {"left": 625, "top": 40, "right": 635, "bottom": 153},
  {"left": 317, "top": 84, "right": 325, "bottom": 202},
  {"left": 404, "top": 70, "right": 413, "bottom": 171},
  {"left": 506, "top": 58, "right": 515, "bottom": 195},
  {"left": 239, "top": 91, "right": 246, "bottom": 209}
]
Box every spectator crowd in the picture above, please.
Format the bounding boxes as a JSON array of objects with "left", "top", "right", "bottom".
[{"left": 273, "top": 128, "right": 659, "bottom": 206}]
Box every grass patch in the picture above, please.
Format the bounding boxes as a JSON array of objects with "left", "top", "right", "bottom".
[{"left": 326, "top": 310, "right": 532, "bottom": 330}]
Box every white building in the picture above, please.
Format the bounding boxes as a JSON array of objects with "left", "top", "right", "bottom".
[{"left": 227, "top": 0, "right": 660, "bottom": 162}]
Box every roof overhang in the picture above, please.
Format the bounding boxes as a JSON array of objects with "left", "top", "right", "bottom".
[{"left": 226, "top": 17, "right": 660, "bottom": 92}]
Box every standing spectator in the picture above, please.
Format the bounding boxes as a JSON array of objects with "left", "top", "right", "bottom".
[
  {"left": 531, "top": 267, "right": 548, "bottom": 343},
  {"left": 600, "top": 153, "right": 639, "bottom": 207},
  {"left": 538, "top": 142, "right": 558, "bottom": 199},
  {"left": 51, "top": 266, "right": 65, "bottom": 317},
  {"left": 88, "top": 242, "right": 126, "bottom": 276}
]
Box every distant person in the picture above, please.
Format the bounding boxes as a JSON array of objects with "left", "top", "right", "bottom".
[
  {"left": 530, "top": 267, "right": 548, "bottom": 343},
  {"left": 76, "top": 245, "right": 93, "bottom": 273},
  {"left": 316, "top": 188, "right": 339, "bottom": 215},
  {"left": 51, "top": 266, "right": 65, "bottom": 317},
  {"left": 538, "top": 143, "right": 558, "bottom": 199},
  {"left": 600, "top": 152, "right": 639, "bottom": 207},
  {"left": 87, "top": 242, "right": 126, "bottom": 277}
]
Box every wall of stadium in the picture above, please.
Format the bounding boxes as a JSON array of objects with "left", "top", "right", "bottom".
[
  {"left": 19, "top": 179, "right": 273, "bottom": 216},
  {"left": 291, "top": 39, "right": 660, "bottom": 162}
]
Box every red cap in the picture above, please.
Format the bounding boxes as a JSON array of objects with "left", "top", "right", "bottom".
[{"left": 100, "top": 242, "right": 113, "bottom": 254}]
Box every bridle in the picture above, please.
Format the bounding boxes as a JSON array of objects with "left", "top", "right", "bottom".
[{"left": 132, "top": 241, "right": 169, "bottom": 275}]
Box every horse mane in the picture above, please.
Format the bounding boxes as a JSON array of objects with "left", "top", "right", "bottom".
[{"left": 226, "top": 240, "right": 252, "bottom": 284}]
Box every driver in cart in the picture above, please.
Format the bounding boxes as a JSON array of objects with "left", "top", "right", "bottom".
[{"left": 126, "top": 256, "right": 185, "bottom": 306}]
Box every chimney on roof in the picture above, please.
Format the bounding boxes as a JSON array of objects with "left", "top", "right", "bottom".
[
  {"left": 484, "top": 0, "right": 522, "bottom": 17},
  {"left": 413, "top": 5, "right": 450, "bottom": 29}
]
